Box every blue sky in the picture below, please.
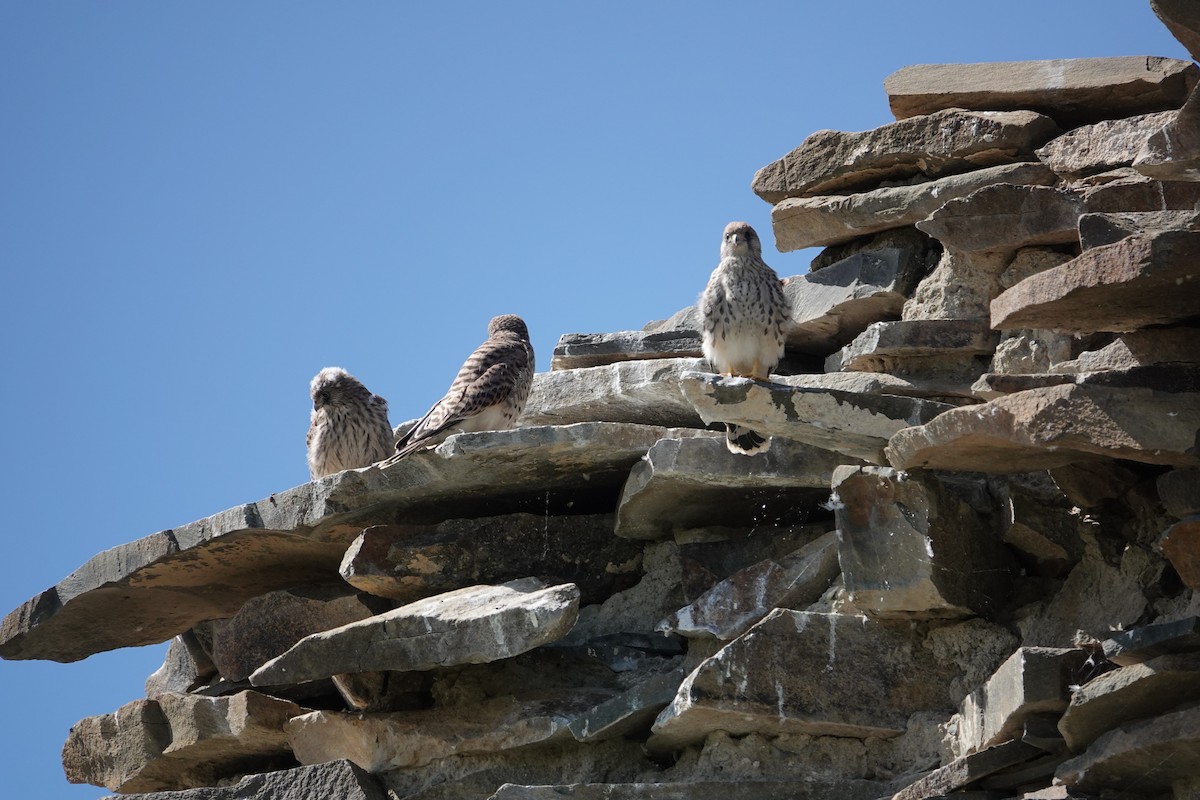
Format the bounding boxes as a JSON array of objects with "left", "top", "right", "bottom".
[{"left": 0, "top": 4, "right": 1189, "bottom": 797}]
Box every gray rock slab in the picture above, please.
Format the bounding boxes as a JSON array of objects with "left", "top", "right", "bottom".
[
  {"left": 0, "top": 422, "right": 697, "bottom": 663},
  {"left": 886, "top": 384, "right": 1200, "bottom": 473},
  {"left": 999, "top": 480, "right": 1083, "bottom": 577},
  {"left": 550, "top": 331, "right": 703, "bottom": 370},
  {"left": 956, "top": 648, "right": 1088, "bottom": 756},
  {"left": 1054, "top": 703, "right": 1200, "bottom": 793},
  {"left": 1102, "top": 617, "right": 1200, "bottom": 666},
  {"left": 145, "top": 632, "right": 217, "bottom": 699},
  {"left": 772, "top": 162, "right": 1058, "bottom": 251},
  {"left": 751, "top": 108, "right": 1059, "bottom": 203},
  {"left": 1163, "top": 517, "right": 1200, "bottom": 590},
  {"left": 649, "top": 609, "right": 962, "bottom": 749},
  {"left": 1055, "top": 327, "right": 1200, "bottom": 372},
  {"left": 901, "top": 248, "right": 1011, "bottom": 322},
  {"left": 1071, "top": 165, "right": 1200, "bottom": 212},
  {"left": 1036, "top": 111, "right": 1178, "bottom": 180},
  {"left": 286, "top": 693, "right": 604, "bottom": 772},
  {"left": 917, "top": 184, "right": 1083, "bottom": 254},
  {"left": 519, "top": 359, "right": 707, "bottom": 429},
  {"left": 890, "top": 740, "right": 1046, "bottom": 800},
  {"left": 1153, "top": 0, "right": 1200, "bottom": 62},
  {"left": 614, "top": 435, "right": 849, "bottom": 540},
  {"left": 340, "top": 514, "right": 641, "bottom": 605},
  {"left": 884, "top": 57, "right": 1198, "bottom": 126},
  {"left": 972, "top": 364, "right": 1200, "bottom": 399},
  {"left": 659, "top": 531, "right": 840, "bottom": 640},
  {"left": 833, "top": 466, "right": 1017, "bottom": 620},
  {"left": 97, "top": 760, "right": 388, "bottom": 800},
  {"left": 63, "top": 691, "right": 300, "bottom": 793},
  {"left": 1058, "top": 653, "right": 1200, "bottom": 752},
  {"left": 827, "top": 319, "right": 1000, "bottom": 373},
  {"left": 489, "top": 781, "right": 891, "bottom": 800},
  {"left": 991, "top": 230, "right": 1200, "bottom": 333},
  {"left": 1078, "top": 209, "right": 1200, "bottom": 250},
  {"left": 211, "top": 585, "right": 384, "bottom": 682},
  {"left": 681, "top": 371, "right": 952, "bottom": 465},
  {"left": 1159, "top": 469, "right": 1200, "bottom": 519},
  {"left": 1136, "top": 81, "right": 1200, "bottom": 181},
  {"left": 784, "top": 238, "right": 948, "bottom": 357},
  {"left": 568, "top": 667, "right": 686, "bottom": 742},
  {"left": 249, "top": 579, "right": 580, "bottom": 686}
]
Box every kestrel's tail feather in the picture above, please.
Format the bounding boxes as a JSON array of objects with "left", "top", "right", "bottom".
[{"left": 725, "top": 423, "right": 770, "bottom": 455}]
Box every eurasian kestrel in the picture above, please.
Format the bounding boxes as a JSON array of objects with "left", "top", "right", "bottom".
[{"left": 306, "top": 367, "right": 394, "bottom": 479}]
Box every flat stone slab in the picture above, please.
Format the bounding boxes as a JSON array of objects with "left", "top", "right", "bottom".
[
  {"left": 1163, "top": 516, "right": 1200, "bottom": 590},
  {"left": 956, "top": 648, "right": 1087, "bottom": 756},
  {"left": 1036, "top": 111, "right": 1178, "bottom": 180},
  {"left": 614, "top": 435, "right": 848, "bottom": 540},
  {"left": 659, "top": 531, "right": 840, "bottom": 640},
  {"left": 520, "top": 358, "right": 706, "bottom": 429},
  {"left": 886, "top": 384, "right": 1200, "bottom": 473},
  {"left": 1102, "top": 616, "right": 1200, "bottom": 666},
  {"left": 752, "top": 108, "right": 1059, "bottom": 203},
  {"left": 1056, "top": 327, "right": 1200, "bottom": 372},
  {"left": 1055, "top": 703, "right": 1200, "bottom": 793},
  {"left": 884, "top": 57, "right": 1198, "bottom": 126},
  {"left": 1058, "top": 653, "right": 1200, "bottom": 752},
  {"left": 97, "top": 760, "right": 388, "bottom": 800},
  {"left": 63, "top": 691, "right": 300, "bottom": 793},
  {"left": 286, "top": 693, "right": 603, "bottom": 772},
  {"left": 340, "top": 514, "right": 641, "bottom": 605},
  {"left": 1077, "top": 209, "right": 1200, "bottom": 250},
  {"left": 1136, "top": 80, "right": 1200, "bottom": 181},
  {"left": 972, "top": 363, "right": 1200, "bottom": 399},
  {"left": 550, "top": 331, "right": 703, "bottom": 370},
  {"left": 0, "top": 422, "right": 695, "bottom": 663},
  {"left": 890, "top": 740, "right": 1047, "bottom": 800},
  {"left": 991, "top": 230, "right": 1200, "bottom": 333},
  {"left": 681, "top": 371, "right": 952, "bottom": 465},
  {"left": 827, "top": 319, "right": 1000, "bottom": 373},
  {"left": 833, "top": 467, "right": 1017, "bottom": 620},
  {"left": 649, "top": 610, "right": 962, "bottom": 749},
  {"left": 568, "top": 667, "right": 686, "bottom": 742},
  {"left": 250, "top": 579, "right": 580, "bottom": 686},
  {"left": 489, "top": 780, "right": 892, "bottom": 800},
  {"left": 1154, "top": 0, "right": 1200, "bottom": 62},
  {"left": 772, "top": 162, "right": 1057, "bottom": 251},
  {"left": 917, "top": 184, "right": 1083, "bottom": 254}
]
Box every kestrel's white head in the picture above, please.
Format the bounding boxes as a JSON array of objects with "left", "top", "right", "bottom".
[
  {"left": 310, "top": 367, "right": 378, "bottom": 412},
  {"left": 720, "top": 221, "right": 763, "bottom": 260}
]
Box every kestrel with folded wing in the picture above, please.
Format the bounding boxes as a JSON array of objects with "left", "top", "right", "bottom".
[{"left": 306, "top": 367, "right": 394, "bottom": 479}]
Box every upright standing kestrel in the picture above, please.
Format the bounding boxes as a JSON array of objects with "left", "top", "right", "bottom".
[
  {"left": 306, "top": 367, "right": 394, "bottom": 479},
  {"left": 392, "top": 313, "right": 535, "bottom": 459},
  {"left": 700, "top": 221, "right": 790, "bottom": 455}
]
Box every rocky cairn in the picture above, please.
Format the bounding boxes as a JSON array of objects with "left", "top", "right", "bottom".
[{"left": 5, "top": 6, "right": 1200, "bottom": 799}]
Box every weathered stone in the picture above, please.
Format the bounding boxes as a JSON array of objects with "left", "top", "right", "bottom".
[
  {"left": 249, "top": 579, "right": 580, "bottom": 686},
  {"left": 1036, "top": 111, "right": 1177, "bottom": 180},
  {"left": 1072, "top": 165, "right": 1200, "bottom": 211},
  {"left": 1159, "top": 469, "right": 1200, "bottom": 519},
  {"left": 1054, "top": 703, "right": 1200, "bottom": 793},
  {"left": 826, "top": 319, "right": 1000, "bottom": 374},
  {"left": 330, "top": 670, "right": 430, "bottom": 712},
  {"left": 675, "top": 525, "right": 832, "bottom": 600},
  {"left": 1153, "top": 0, "right": 1200, "bottom": 62},
  {"left": 772, "top": 162, "right": 1058, "bottom": 250},
  {"left": 1058, "top": 653, "right": 1200, "bottom": 752},
  {"left": 1162, "top": 517, "right": 1200, "bottom": 590},
  {"left": 286, "top": 693, "right": 603, "bottom": 772},
  {"left": 783, "top": 247, "right": 929, "bottom": 356},
  {"left": 999, "top": 480, "right": 1083, "bottom": 576},
  {"left": 884, "top": 57, "right": 1198, "bottom": 126},
  {"left": 986, "top": 331, "right": 1075, "bottom": 380},
  {"left": 1102, "top": 617, "right": 1200, "bottom": 666},
  {"left": 809, "top": 225, "right": 942, "bottom": 272},
  {"left": 1077, "top": 209, "right": 1200, "bottom": 249},
  {"left": 551, "top": 331, "right": 703, "bottom": 371},
  {"left": 956, "top": 648, "right": 1088, "bottom": 757},
  {"left": 833, "top": 467, "right": 1016, "bottom": 619},
  {"left": 614, "top": 435, "right": 847, "bottom": 540},
  {"left": 340, "top": 514, "right": 641, "bottom": 605},
  {"left": 917, "top": 185, "right": 1083, "bottom": 254},
  {"left": 649, "top": 610, "right": 962, "bottom": 749},
  {"left": 1055, "top": 327, "right": 1200, "bottom": 373},
  {"left": 145, "top": 632, "right": 217, "bottom": 699},
  {"left": 991, "top": 230, "right": 1200, "bottom": 333},
  {"left": 63, "top": 691, "right": 300, "bottom": 793},
  {"left": 752, "top": 109, "right": 1059, "bottom": 203},
  {"left": 569, "top": 667, "right": 686, "bottom": 742},
  {"left": 564, "top": 541, "right": 685, "bottom": 645},
  {"left": 98, "top": 760, "right": 388, "bottom": 800},
  {"left": 1136, "top": 81, "right": 1200, "bottom": 181},
  {"left": 682, "top": 372, "right": 951, "bottom": 465},
  {"left": 490, "top": 781, "right": 890, "bottom": 800},
  {"left": 972, "top": 363, "right": 1200, "bottom": 399},
  {"left": 886, "top": 384, "right": 1200, "bottom": 473},
  {"left": 659, "top": 532, "right": 840, "bottom": 639},
  {"left": 210, "top": 584, "right": 384, "bottom": 682},
  {"left": 0, "top": 422, "right": 700, "bottom": 663},
  {"left": 892, "top": 740, "right": 1046, "bottom": 800},
  {"left": 902, "top": 249, "right": 1011, "bottom": 321}
]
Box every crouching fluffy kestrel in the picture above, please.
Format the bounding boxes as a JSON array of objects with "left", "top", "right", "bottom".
[
  {"left": 393, "top": 313, "right": 535, "bottom": 459},
  {"left": 306, "top": 367, "right": 394, "bottom": 479},
  {"left": 700, "top": 221, "right": 790, "bottom": 455}
]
